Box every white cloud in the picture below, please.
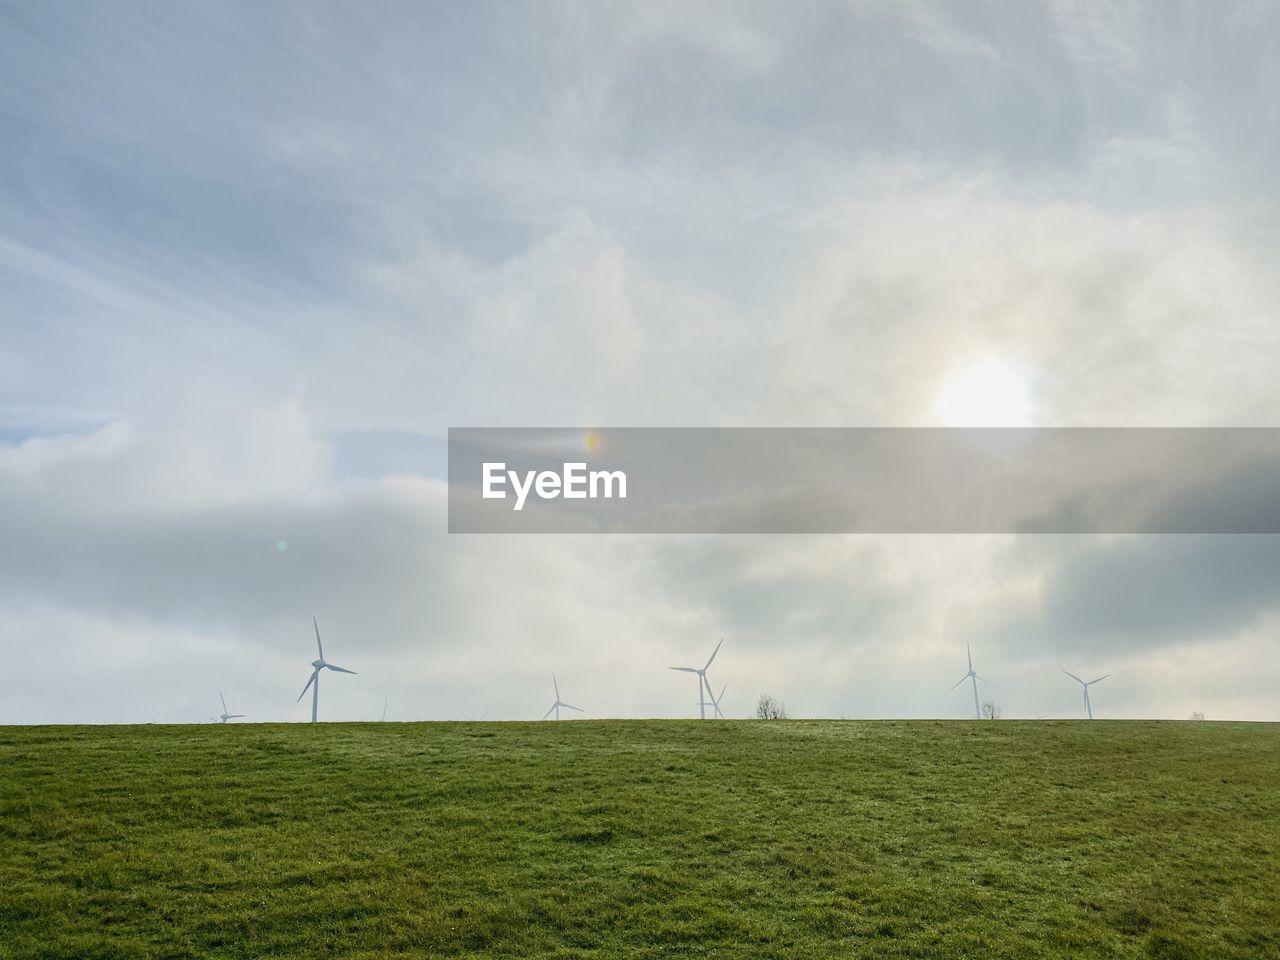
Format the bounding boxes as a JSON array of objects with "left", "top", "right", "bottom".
[{"left": 2, "top": 2, "right": 1278, "bottom": 722}]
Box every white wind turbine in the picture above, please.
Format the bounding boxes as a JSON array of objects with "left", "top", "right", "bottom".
[
  {"left": 707, "top": 682, "right": 727, "bottom": 720},
  {"left": 542, "top": 674, "right": 583, "bottom": 720},
  {"left": 216, "top": 690, "right": 245, "bottom": 724},
  {"left": 1064, "top": 671, "right": 1109, "bottom": 719},
  {"left": 670, "top": 638, "right": 724, "bottom": 719},
  {"left": 949, "top": 642, "right": 992, "bottom": 719},
  {"left": 297, "top": 617, "right": 356, "bottom": 722}
]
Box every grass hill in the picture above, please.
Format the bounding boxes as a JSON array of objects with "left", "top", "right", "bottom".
[{"left": 2, "top": 720, "right": 1277, "bottom": 958}]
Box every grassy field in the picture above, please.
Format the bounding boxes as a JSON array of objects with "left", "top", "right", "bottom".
[{"left": 1, "top": 721, "right": 1277, "bottom": 959}]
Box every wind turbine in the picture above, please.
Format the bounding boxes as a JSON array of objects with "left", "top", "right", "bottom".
[
  {"left": 707, "top": 682, "right": 727, "bottom": 720},
  {"left": 1064, "top": 671, "right": 1109, "bottom": 719},
  {"left": 949, "top": 642, "right": 993, "bottom": 719},
  {"left": 670, "top": 638, "right": 723, "bottom": 719},
  {"left": 542, "top": 674, "right": 583, "bottom": 720},
  {"left": 381, "top": 698, "right": 388, "bottom": 722},
  {"left": 216, "top": 690, "right": 245, "bottom": 724},
  {"left": 297, "top": 617, "right": 357, "bottom": 723}
]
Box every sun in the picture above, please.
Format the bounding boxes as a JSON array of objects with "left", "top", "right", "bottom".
[{"left": 937, "top": 358, "right": 1034, "bottom": 427}]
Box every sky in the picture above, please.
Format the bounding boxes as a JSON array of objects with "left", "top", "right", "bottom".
[{"left": 2, "top": 1, "right": 1279, "bottom": 723}]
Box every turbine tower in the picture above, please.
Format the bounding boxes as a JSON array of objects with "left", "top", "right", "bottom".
[
  {"left": 1064, "top": 671, "right": 1109, "bottom": 719},
  {"left": 670, "top": 638, "right": 724, "bottom": 719},
  {"left": 297, "top": 617, "right": 357, "bottom": 723},
  {"left": 542, "top": 674, "right": 583, "bottom": 720},
  {"left": 217, "top": 691, "right": 245, "bottom": 724},
  {"left": 707, "top": 682, "right": 727, "bottom": 720},
  {"left": 949, "top": 642, "right": 992, "bottom": 719}
]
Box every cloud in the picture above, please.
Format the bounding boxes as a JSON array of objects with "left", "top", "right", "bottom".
[
  {"left": 0, "top": 405, "right": 997, "bottom": 720},
  {"left": 2, "top": 3, "right": 1279, "bottom": 722},
  {"left": 991, "top": 534, "right": 1280, "bottom": 657},
  {"left": 2, "top": 405, "right": 1276, "bottom": 722}
]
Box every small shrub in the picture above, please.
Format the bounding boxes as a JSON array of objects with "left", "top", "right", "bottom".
[{"left": 756, "top": 694, "right": 788, "bottom": 720}]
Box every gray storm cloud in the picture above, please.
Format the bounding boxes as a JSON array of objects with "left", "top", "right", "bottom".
[{"left": 995, "top": 535, "right": 1280, "bottom": 656}]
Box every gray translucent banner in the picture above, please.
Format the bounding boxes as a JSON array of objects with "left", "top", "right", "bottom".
[{"left": 448, "top": 428, "right": 1280, "bottom": 534}]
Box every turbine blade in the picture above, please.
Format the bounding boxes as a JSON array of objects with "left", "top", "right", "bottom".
[
  {"left": 1090, "top": 674, "right": 1110, "bottom": 685},
  {"left": 1063, "top": 670, "right": 1084, "bottom": 685},
  {"left": 297, "top": 669, "right": 318, "bottom": 702},
  {"left": 704, "top": 638, "right": 724, "bottom": 670},
  {"left": 313, "top": 617, "right": 324, "bottom": 660},
  {"left": 975, "top": 674, "right": 997, "bottom": 687},
  {"left": 553, "top": 674, "right": 560, "bottom": 699},
  {"left": 561, "top": 703, "right": 584, "bottom": 712},
  {"left": 541, "top": 703, "right": 556, "bottom": 720},
  {"left": 967, "top": 641, "right": 973, "bottom": 672},
  {"left": 670, "top": 666, "right": 698, "bottom": 673},
  {"left": 219, "top": 690, "right": 227, "bottom": 713},
  {"left": 948, "top": 676, "right": 968, "bottom": 692},
  {"left": 229, "top": 714, "right": 245, "bottom": 719},
  {"left": 325, "top": 664, "right": 357, "bottom": 675}
]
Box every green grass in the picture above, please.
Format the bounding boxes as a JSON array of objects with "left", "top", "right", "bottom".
[{"left": 1, "top": 721, "right": 1277, "bottom": 959}]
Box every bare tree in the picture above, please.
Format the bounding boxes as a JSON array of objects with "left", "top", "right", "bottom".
[
  {"left": 1190, "top": 711, "right": 1206, "bottom": 721},
  {"left": 756, "top": 694, "right": 788, "bottom": 720},
  {"left": 980, "top": 699, "right": 1002, "bottom": 720}
]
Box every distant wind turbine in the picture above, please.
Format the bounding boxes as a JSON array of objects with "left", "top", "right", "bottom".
[
  {"left": 542, "top": 674, "right": 583, "bottom": 720},
  {"left": 217, "top": 690, "right": 245, "bottom": 724},
  {"left": 707, "top": 682, "right": 727, "bottom": 720},
  {"left": 297, "top": 617, "right": 357, "bottom": 723},
  {"left": 949, "top": 642, "right": 993, "bottom": 719},
  {"left": 382, "top": 698, "right": 388, "bottom": 722},
  {"left": 1064, "top": 671, "right": 1109, "bottom": 719},
  {"left": 670, "top": 639, "right": 724, "bottom": 719}
]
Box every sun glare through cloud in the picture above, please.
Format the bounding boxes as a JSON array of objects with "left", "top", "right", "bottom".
[{"left": 937, "top": 358, "right": 1035, "bottom": 428}]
